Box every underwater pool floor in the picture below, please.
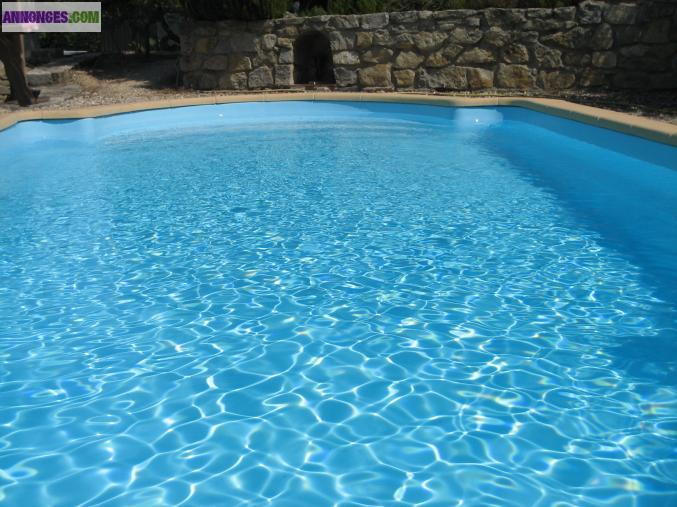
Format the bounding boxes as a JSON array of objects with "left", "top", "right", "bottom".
[{"left": 0, "top": 102, "right": 676, "bottom": 506}]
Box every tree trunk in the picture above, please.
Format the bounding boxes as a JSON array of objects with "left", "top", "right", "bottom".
[{"left": 0, "top": 34, "right": 34, "bottom": 106}]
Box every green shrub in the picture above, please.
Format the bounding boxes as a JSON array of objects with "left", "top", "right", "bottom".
[
  {"left": 183, "top": 0, "right": 581, "bottom": 20},
  {"left": 321, "top": 0, "right": 578, "bottom": 14},
  {"left": 383, "top": 1, "right": 577, "bottom": 9},
  {"left": 183, "top": 0, "right": 288, "bottom": 21},
  {"left": 327, "top": 0, "right": 382, "bottom": 14},
  {"left": 302, "top": 6, "right": 329, "bottom": 15}
]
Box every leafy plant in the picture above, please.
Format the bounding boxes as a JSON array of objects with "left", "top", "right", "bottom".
[
  {"left": 183, "top": 0, "right": 289, "bottom": 21},
  {"left": 317, "top": 0, "right": 579, "bottom": 15},
  {"left": 326, "top": 0, "right": 382, "bottom": 14}
]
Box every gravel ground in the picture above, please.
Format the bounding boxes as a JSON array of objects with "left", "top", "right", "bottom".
[{"left": 1, "top": 54, "right": 676, "bottom": 124}]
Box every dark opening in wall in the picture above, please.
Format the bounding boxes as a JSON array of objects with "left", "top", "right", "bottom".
[{"left": 293, "top": 31, "right": 335, "bottom": 85}]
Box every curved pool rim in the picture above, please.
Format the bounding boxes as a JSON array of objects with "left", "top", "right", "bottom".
[{"left": 1, "top": 92, "right": 676, "bottom": 147}]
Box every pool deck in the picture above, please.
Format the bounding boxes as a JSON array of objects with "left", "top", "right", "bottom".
[{"left": 1, "top": 91, "right": 676, "bottom": 147}]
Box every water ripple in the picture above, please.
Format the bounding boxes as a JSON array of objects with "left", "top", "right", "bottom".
[{"left": 0, "top": 117, "right": 675, "bottom": 506}]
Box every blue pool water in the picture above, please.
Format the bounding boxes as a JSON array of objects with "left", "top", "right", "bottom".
[{"left": 0, "top": 101, "right": 676, "bottom": 506}]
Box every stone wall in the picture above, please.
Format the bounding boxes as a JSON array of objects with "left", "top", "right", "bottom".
[
  {"left": 180, "top": 1, "right": 677, "bottom": 91},
  {"left": 0, "top": 62, "right": 9, "bottom": 99}
]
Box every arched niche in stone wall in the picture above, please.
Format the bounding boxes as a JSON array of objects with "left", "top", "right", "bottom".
[{"left": 293, "top": 31, "right": 335, "bottom": 85}]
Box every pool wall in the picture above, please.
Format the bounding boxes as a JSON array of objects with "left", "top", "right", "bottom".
[{"left": 1, "top": 93, "right": 676, "bottom": 148}]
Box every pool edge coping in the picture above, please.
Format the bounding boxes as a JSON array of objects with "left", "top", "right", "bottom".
[{"left": 1, "top": 91, "right": 676, "bottom": 146}]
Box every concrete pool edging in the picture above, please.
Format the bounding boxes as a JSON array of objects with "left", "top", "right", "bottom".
[{"left": 0, "top": 92, "right": 676, "bottom": 147}]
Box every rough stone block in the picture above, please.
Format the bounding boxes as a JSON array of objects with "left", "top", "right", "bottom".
[
  {"left": 533, "top": 44, "right": 563, "bottom": 69},
  {"left": 394, "top": 33, "right": 415, "bottom": 49},
  {"left": 538, "top": 70, "right": 576, "bottom": 90},
  {"left": 523, "top": 18, "right": 575, "bottom": 32},
  {"left": 335, "top": 67, "right": 358, "bottom": 87},
  {"left": 180, "top": 35, "right": 194, "bottom": 55},
  {"left": 579, "top": 68, "right": 607, "bottom": 87},
  {"left": 373, "top": 30, "right": 392, "bottom": 47},
  {"left": 563, "top": 52, "right": 591, "bottom": 67},
  {"left": 496, "top": 64, "right": 535, "bottom": 88},
  {"left": 425, "top": 51, "right": 449, "bottom": 68},
  {"left": 553, "top": 7, "right": 577, "bottom": 21},
  {"left": 277, "top": 26, "right": 298, "bottom": 37},
  {"left": 229, "top": 56, "right": 252, "bottom": 72},
  {"left": 484, "top": 9, "right": 527, "bottom": 27},
  {"left": 448, "top": 28, "right": 483, "bottom": 45},
  {"left": 194, "top": 24, "right": 216, "bottom": 37},
  {"left": 248, "top": 66, "right": 273, "bottom": 88},
  {"left": 254, "top": 52, "right": 276, "bottom": 67},
  {"left": 279, "top": 48, "right": 293, "bottom": 64},
  {"left": 361, "top": 48, "right": 393, "bottom": 64},
  {"left": 182, "top": 71, "right": 199, "bottom": 89},
  {"left": 230, "top": 32, "right": 258, "bottom": 52},
  {"left": 273, "top": 16, "right": 304, "bottom": 28},
  {"left": 390, "top": 11, "right": 418, "bottom": 24},
  {"left": 619, "top": 45, "right": 649, "bottom": 58},
  {"left": 483, "top": 27, "right": 512, "bottom": 48},
  {"left": 465, "top": 17, "right": 481, "bottom": 28},
  {"left": 501, "top": 44, "right": 529, "bottom": 64},
  {"left": 614, "top": 26, "right": 641, "bottom": 46},
  {"left": 180, "top": 56, "right": 202, "bottom": 72},
  {"left": 432, "top": 10, "right": 474, "bottom": 21},
  {"left": 262, "top": 34, "right": 277, "bottom": 50},
  {"left": 356, "top": 32, "right": 373, "bottom": 49},
  {"left": 605, "top": 3, "right": 638, "bottom": 25},
  {"left": 199, "top": 73, "right": 217, "bottom": 90},
  {"left": 334, "top": 51, "right": 360, "bottom": 66},
  {"left": 204, "top": 55, "right": 229, "bottom": 71},
  {"left": 219, "top": 72, "right": 247, "bottom": 90},
  {"left": 591, "top": 23, "right": 614, "bottom": 50},
  {"left": 394, "top": 51, "right": 424, "bottom": 69},
  {"left": 467, "top": 67, "right": 494, "bottom": 89},
  {"left": 393, "top": 69, "right": 415, "bottom": 88},
  {"left": 457, "top": 48, "right": 495, "bottom": 65},
  {"left": 542, "top": 27, "right": 590, "bottom": 49},
  {"left": 330, "top": 32, "right": 356, "bottom": 51},
  {"left": 642, "top": 19, "right": 671, "bottom": 44},
  {"left": 592, "top": 51, "right": 617, "bottom": 68},
  {"left": 275, "top": 38, "right": 292, "bottom": 49},
  {"left": 612, "top": 71, "right": 645, "bottom": 88},
  {"left": 361, "top": 13, "right": 389, "bottom": 30},
  {"left": 331, "top": 15, "right": 359, "bottom": 30},
  {"left": 412, "top": 32, "right": 448, "bottom": 52},
  {"left": 274, "top": 65, "right": 292, "bottom": 86},
  {"left": 578, "top": 1, "right": 604, "bottom": 24},
  {"left": 418, "top": 66, "right": 467, "bottom": 90},
  {"left": 194, "top": 37, "right": 212, "bottom": 54},
  {"left": 358, "top": 64, "right": 392, "bottom": 88}
]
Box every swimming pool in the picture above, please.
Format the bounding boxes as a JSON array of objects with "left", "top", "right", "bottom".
[{"left": 0, "top": 101, "right": 676, "bottom": 506}]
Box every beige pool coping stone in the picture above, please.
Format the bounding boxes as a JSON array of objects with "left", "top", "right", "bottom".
[{"left": 0, "top": 91, "right": 675, "bottom": 146}]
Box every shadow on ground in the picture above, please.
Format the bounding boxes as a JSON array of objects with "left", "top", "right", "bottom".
[{"left": 77, "top": 53, "right": 180, "bottom": 89}]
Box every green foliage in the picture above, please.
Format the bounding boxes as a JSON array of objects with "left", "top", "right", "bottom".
[
  {"left": 316, "top": 0, "right": 578, "bottom": 15},
  {"left": 182, "top": 0, "right": 579, "bottom": 20},
  {"left": 183, "top": 0, "right": 289, "bottom": 21},
  {"left": 302, "top": 6, "right": 328, "bottom": 16},
  {"left": 382, "top": 0, "right": 577, "bottom": 9},
  {"left": 40, "top": 32, "right": 101, "bottom": 52},
  {"left": 326, "top": 0, "right": 382, "bottom": 14}
]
